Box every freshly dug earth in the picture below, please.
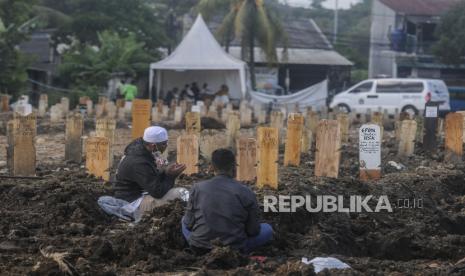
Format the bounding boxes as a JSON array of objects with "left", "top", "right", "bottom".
[{"left": 2, "top": 127, "right": 465, "bottom": 275}]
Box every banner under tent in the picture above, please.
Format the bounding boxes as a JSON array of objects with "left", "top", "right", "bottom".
[
  {"left": 250, "top": 79, "right": 328, "bottom": 110},
  {"left": 149, "top": 15, "right": 247, "bottom": 100}
]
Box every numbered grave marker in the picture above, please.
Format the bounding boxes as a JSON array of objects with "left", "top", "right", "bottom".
[
  {"left": 236, "top": 137, "right": 257, "bottom": 182},
  {"left": 86, "top": 137, "right": 110, "bottom": 181},
  {"left": 7, "top": 113, "right": 36, "bottom": 176},
  {"left": 132, "top": 99, "right": 152, "bottom": 139},
  {"left": 398, "top": 120, "right": 417, "bottom": 157},
  {"left": 445, "top": 113, "right": 463, "bottom": 162},
  {"left": 65, "top": 114, "right": 84, "bottom": 163},
  {"left": 256, "top": 127, "right": 279, "bottom": 189},
  {"left": 284, "top": 113, "right": 304, "bottom": 166},
  {"left": 185, "top": 112, "right": 201, "bottom": 135},
  {"left": 315, "top": 120, "right": 341, "bottom": 178},
  {"left": 177, "top": 134, "right": 199, "bottom": 175},
  {"left": 359, "top": 124, "right": 381, "bottom": 181}
]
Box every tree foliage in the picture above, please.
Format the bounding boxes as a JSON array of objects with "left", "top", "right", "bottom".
[
  {"left": 0, "top": 0, "right": 36, "bottom": 96},
  {"left": 198, "top": 0, "right": 287, "bottom": 88},
  {"left": 59, "top": 31, "right": 153, "bottom": 91},
  {"left": 39, "top": 0, "right": 167, "bottom": 54},
  {"left": 433, "top": 1, "right": 465, "bottom": 65}
]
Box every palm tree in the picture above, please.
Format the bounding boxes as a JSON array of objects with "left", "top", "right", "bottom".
[{"left": 198, "top": 0, "right": 287, "bottom": 89}]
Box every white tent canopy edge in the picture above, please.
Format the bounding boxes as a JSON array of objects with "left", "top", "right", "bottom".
[{"left": 149, "top": 14, "right": 247, "bottom": 100}]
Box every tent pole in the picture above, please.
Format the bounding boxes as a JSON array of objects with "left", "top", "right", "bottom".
[
  {"left": 149, "top": 68, "right": 154, "bottom": 101},
  {"left": 156, "top": 71, "right": 162, "bottom": 101}
]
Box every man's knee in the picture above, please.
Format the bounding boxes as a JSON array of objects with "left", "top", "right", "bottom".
[{"left": 260, "top": 223, "right": 273, "bottom": 241}]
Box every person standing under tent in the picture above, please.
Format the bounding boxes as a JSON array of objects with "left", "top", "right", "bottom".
[{"left": 214, "top": 84, "right": 230, "bottom": 106}]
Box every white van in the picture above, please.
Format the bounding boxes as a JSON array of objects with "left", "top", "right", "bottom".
[{"left": 329, "top": 78, "right": 450, "bottom": 116}]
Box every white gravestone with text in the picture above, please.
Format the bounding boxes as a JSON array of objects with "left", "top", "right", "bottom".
[{"left": 359, "top": 124, "right": 381, "bottom": 180}]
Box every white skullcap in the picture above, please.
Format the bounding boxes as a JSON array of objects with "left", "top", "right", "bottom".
[{"left": 143, "top": 126, "right": 168, "bottom": 143}]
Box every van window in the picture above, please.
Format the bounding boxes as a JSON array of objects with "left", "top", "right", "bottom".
[
  {"left": 376, "top": 81, "right": 401, "bottom": 93},
  {"left": 377, "top": 80, "right": 424, "bottom": 93},
  {"left": 402, "top": 82, "right": 424, "bottom": 93},
  {"left": 349, "top": 82, "right": 373, "bottom": 93}
]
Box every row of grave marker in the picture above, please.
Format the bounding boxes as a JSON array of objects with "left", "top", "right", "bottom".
[{"left": 6, "top": 104, "right": 465, "bottom": 188}]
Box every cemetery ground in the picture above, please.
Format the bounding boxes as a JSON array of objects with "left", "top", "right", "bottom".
[{"left": 2, "top": 116, "right": 465, "bottom": 275}]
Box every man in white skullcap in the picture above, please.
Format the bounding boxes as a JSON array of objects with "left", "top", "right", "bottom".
[{"left": 99, "top": 126, "right": 187, "bottom": 221}]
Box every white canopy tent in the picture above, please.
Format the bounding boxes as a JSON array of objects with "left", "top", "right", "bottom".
[{"left": 149, "top": 15, "right": 247, "bottom": 100}]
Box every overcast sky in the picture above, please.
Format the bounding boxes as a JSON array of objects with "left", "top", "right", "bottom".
[{"left": 281, "top": 0, "right": 362, "bottom": 9}]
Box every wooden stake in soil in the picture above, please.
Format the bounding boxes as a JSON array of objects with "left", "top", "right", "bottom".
[
  {"left": 60, "top": 97, "right": 70, "bottom": 114},
  {"left": 185, "top": 112, "right": 201, "bottom": 135},
  {"left": 1, "top": 95, "right": 9, "bottom": 112},
  {"left": 423, "top": 103, "right": 439, "bottom": 154},
  {"left": 226, "top": 111, "right": 241, "bottom": 148},
  {"left": 284, "top": 113, "right": 304, "bottom": 166},
  {"left": 336, "top": 113, "right": 350, "bottom": 143},
  {"left": 236, "top": 137, "right": 257, "bottom": 182},
  {"left": 256, "top": 127, "right": 279, "bottom": 189},
  {"left": 174, "top": 106, "right": 183, "bottom": 123},
  {"left": 176, "top": 133, "right": 199, "bottom": 175},
  {"left": 240, "top": 108, "right": 253, "bottom": 126},
  {"left": 85, "top": 137, "right": 110, "bottom": 181},
  {"left": 65, "top": 114, "right": 84, "bottom": 163},
  {"left": 7, "top": 113, "right": 37, "bottom": 176},
  {"left": 131, "top": 99, "right": 152, "bottom": 139},
  {"left": 445, "top": 113, "right": 463, "bottom": 162},
  {"left": 359, "top": 124, "right": 381, "bottom": 181},
  {"left": 301, "top": 129, "right": 313, "bottom": 154},
  {"left": 38, "top": 94, "right": 48, "bottom": 117},
  {"left": 315, "top": 120, "right": 341, "bottom": 178},
  {"left": 456, "top": 111, "right": 465, "bottom": 143},
  {"left": 398, "top": 120, "right": 417, "bottom": 157},
  {"left": 306, "top": 110, "right": 319, "bottom": 135}
]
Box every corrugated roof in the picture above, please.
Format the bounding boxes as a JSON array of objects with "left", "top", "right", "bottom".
[
  {"left": 189, "top": 16, "right": 333, "bottom": 50},
  {"left": 228, "top": 47, "right": 353, "bottom": 66},
  {"left": 380, "top": 0, "right": 460, "bottom": 16}
]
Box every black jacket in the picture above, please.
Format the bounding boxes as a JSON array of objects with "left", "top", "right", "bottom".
[
  {"left": 182, "top": 175, "right": 261, "bottom": 250},
  {"left": 114, "top": 138, "right": 175, "bottom": 202}
]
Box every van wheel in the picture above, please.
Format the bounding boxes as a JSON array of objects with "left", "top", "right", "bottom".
[
  {"left": 402, "top": 105, "right": 418, "bottom": 117},
  {"left": 337, "top": 104, "right": 351, "bottom": 113}
]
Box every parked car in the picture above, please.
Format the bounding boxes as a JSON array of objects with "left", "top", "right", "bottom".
[{"left": 329, "top": 78, "right": 450, "bottom": 116}]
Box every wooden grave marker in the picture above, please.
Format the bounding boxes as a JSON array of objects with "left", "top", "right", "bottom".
[
  {"left": 359, "top": 124, "right": 381, "bottom": 181},
  {"left": 86, "top": 100, "right": 93, "bottom": 116},
  {"left": 301, "top": 128, "right": 313, "bottom": 153},
  {"left": 445, "top": 113, "right": 463, "bottom": 162},
  {"left": 284, "top": 113, "right": 304, "bottom": 166},
  {"left": 371, "top": 111, "right": 384, "bottom": 138},
  {"left": 415, "top": 115, "right": 424, "bottom": 143},
  {"left": 185, "top": 112, "right": 201, "bottom": 135},
  {"left": 315, "top": 120, "right": 341, "bottom": 178},
  {"left": 95, "top": 104, "right": 104, "bottom": 118},
  {"left": 50, "top": 104, "right": 63, "bottom": 123},
  {"left": 7, "top": 113, "right": 37, "bottom": 176},
  {"left": 236, "top": 137, "right": 257, "bottom": 182},
  {"left": 1, "top": 95, "right": 9, "bottom": 112},
  {"left": 337, "top": 113, "right": 350, "bottom": 143},
  {"left": 256, "top": 127, "right": 279, "bottom": 189},
  {"left": 199, "top": 131, "right": 225, "bottom": 161},
  {"left": 60, "top": 97, "right": 70, "bottom": 114},
  {"left": 226, "top": 111, "right": 241, "bottom": 147},
  {"left": 38, "top": 94, "right": 48, "bottom": 117},
  {"left": 85, "top": 137, "right": 110, "bottom": 181},
  {"left": 96, "top": 118, "right": 116, "bottom": 146},
  {"left": 65, "top": 114, "right": 84, "bottom": 163},
  {"left": 132, "top": 99, "right": 152, "bottom": 139},
  {"left": 174, "top": 106, "right": 183, "bottom": 123},
  {"left": 241, "top": 108, "right": 253, "bottom": 126},
  {"left": 456, "top": 111, "right": 465, "bottom": 143},
  {"left": 423, "top": 103, "right": 439, "bottom": 154},
  {"left": 306, "top": 110, "right": 319, "bottom": 135},
  {"left": 257, "top": 110, "right": 267, "bottom": 124},
  {"left": 398, "top": 120, "right": 417, "bottom": 157},
  {"left": 395, "top": 112, "right": 411, "bottom": 141},
  {"left": 152, "top": 106, "right": 162, "bottom": 123},
  {"left": 270, "top": 111, "right": 285, "bottom": 145},
  {"left": 176, "top": 134, "right": 199, "bottom": 175}
]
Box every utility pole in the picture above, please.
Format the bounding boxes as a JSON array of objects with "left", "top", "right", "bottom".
[{"left": 333, "top": 0, "right": 339, "bottom": 45}]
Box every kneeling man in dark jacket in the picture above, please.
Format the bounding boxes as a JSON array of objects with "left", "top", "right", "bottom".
[
  {"left": 182, "top": 149, "right": 273, "bottom": 253},
  {"left": 106, "top": 126, "right": 186, "bottom": 220}
]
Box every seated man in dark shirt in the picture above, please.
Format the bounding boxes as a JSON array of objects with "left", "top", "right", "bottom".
[
  {"left": 182, "top": 149, "right": 273, "bottom": 254},
  {"left": 100, "top": 126, "right": 186, "bottom": 221}
]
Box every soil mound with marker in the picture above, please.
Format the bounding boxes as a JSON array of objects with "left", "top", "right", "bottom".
[{"left": 2, "top": 127, "right": 465, "bottom": 274}]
